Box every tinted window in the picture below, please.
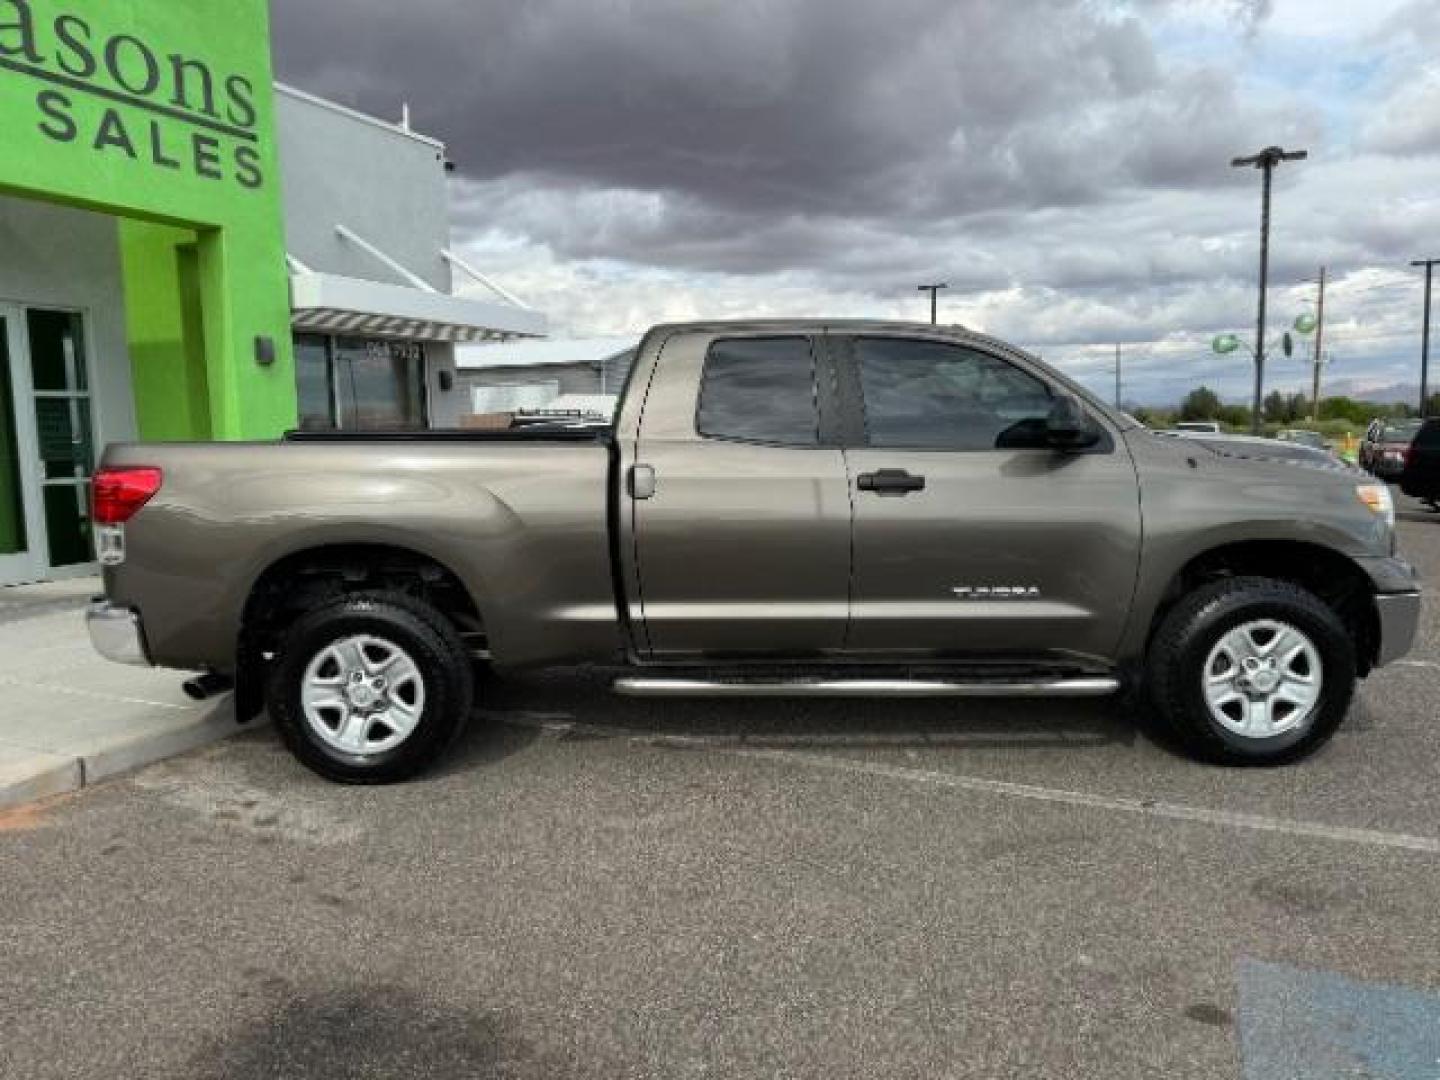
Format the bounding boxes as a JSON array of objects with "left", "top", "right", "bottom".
[
  {"left": 1415, "top": 421, "right": 1440, "bottom": 448},
  {"left": 1380, "top": 420, "right": 1422, "bottom": 441},
  {"left": 697, "top": 337, "right": 819, "bottom": 445},
  {"left": 856, "top": 338, "right": 1053, "bottom": 450}
]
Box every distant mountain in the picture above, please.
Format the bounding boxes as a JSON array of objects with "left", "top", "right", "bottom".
[{"left": 1318, "top": 378, "right": 1420, "bottom": 404}]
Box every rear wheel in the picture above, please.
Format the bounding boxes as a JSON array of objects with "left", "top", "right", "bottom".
[
  {"left": 267, "top": 592, "right": 474, "bottom": 783},
  {"left": 1147, "top": 576, "right": 1355, "bottom": 765}
]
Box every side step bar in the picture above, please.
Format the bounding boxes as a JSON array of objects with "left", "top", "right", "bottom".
[{"left": 613, "top": 677, "right": 1121, "bottom": 699}]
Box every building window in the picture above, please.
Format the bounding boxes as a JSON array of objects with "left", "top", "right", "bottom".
[
  {"left": 293, "top": 334, "right": 428, "bottom": 431},
  {"left": 295, "top": 334, "right": 335, "bottom": 430},
  {"left": 471, "top": 382, "right": 560, "bottom": 414}
]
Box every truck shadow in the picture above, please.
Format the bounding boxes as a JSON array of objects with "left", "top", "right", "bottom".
[{"left": 440, "top": 666, "right": 1189, "bottom": 771}]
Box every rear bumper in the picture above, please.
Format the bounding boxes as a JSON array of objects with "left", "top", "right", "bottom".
[
  {"left": 86, "top": 599, "right": 151, "bottom": 667},
  {"left": 1370, "top": 461, "right": 1406, "bottom": 480}
]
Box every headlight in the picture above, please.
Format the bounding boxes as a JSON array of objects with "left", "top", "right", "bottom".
[{"left": 1356, "top": 482, "right": 1395, "bottom": 528}]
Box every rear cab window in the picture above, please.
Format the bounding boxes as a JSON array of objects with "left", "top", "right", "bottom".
[{"left": 696, "top": 337, "right": 820, "bottom": 445}]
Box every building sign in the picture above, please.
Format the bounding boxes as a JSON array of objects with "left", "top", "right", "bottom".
[{"left": 0, "top": 0, "right": 263, "bottom": 188}]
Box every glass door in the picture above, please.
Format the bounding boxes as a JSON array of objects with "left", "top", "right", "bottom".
[
  {"left": 0, "top": 307, "right": 43, "bottom": 585},
  {"left": 25, "top": 309, "right": 97, "bottom": 577}
]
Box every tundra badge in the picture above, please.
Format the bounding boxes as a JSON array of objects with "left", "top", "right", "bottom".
[{"left": 952, "top": 585, "right": 1041, "bottom": 600}]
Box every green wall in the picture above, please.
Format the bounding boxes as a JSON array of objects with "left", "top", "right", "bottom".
[{"left": 0, "top": 0, "right": 296, "bottom": 439}]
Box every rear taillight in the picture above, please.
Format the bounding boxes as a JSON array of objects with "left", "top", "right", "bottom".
[{"left": 92, "top": 467, "right": 163, "bottom": 525}]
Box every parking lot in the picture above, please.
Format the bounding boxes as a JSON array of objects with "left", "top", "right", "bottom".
[{"left": 2, "top": 499, "right": 1438, "bottom": 1079}]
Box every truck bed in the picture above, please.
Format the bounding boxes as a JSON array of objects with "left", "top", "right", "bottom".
[{"left": 102, "top": 436, "right": 622, "bottom": 671}]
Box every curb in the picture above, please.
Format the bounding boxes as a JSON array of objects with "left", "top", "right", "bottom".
[
  {"left": 0, "top": 749, "right": 83, "bottom": 812},
  {"left": 0, "top": 707, "right": 267, "bottom": 813}
]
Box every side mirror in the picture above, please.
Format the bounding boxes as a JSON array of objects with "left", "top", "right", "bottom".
[{"left": 1045, "top": 396, "right": 1101, "bottom": 451}]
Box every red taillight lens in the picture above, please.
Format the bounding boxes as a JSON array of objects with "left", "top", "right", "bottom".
[{"left": 92, "top": 467, "right": 163, "bottom": 525}]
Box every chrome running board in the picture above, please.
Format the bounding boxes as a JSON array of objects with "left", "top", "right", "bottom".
[{"left": 613, "top": 677, "right": 1121, "bottom": 699}]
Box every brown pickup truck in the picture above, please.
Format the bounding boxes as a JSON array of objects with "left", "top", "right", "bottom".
[{"left": 88, "top": 320, "right": 1420, "bottom": 781}]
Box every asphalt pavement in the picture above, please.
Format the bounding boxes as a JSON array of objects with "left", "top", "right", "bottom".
[{"left": 2, "top": 499, "right": 1438, "bottom": 1079}]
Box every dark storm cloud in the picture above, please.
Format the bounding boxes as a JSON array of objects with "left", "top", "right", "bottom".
[{"left": 270, "top": 0, "right": 1291, "bottom": 259}]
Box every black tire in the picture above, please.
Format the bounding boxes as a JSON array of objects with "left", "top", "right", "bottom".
[
  {"left": 267, "top": 592, "right": 474, "bottom": 783},
  {"left": 1146, "top": 576, "right": 1356, "bottom": 766}
]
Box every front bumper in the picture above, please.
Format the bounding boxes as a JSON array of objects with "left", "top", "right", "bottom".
[
  {"left": 1374, "top": 591, "right": 1422, "bottom": 668},
  {"left": 1355, "top": 556, "right": 1422, "bottom": 669},
  {"left": 86, "top": 599, "right": 151, "bottom": 667}
]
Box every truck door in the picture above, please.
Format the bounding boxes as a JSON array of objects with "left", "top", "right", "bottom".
[
  {"left": 629, "top": 330, "right": 851, "bottom": 657},
  {"left": 836, "top": 333, "right": 1142, "bottom": 661}
]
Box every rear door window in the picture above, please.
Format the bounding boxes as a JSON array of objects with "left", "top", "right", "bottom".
[{"left": 696, "top": 337, "right": 820, "bottom": 445}]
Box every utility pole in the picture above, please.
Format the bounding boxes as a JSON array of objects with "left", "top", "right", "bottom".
[
  {"left": 1413, "top": 258, "right": 1439, "bottom": 417},
  {"left": 917, "top": 283, "right": 948, "bottom": 325},
  {"left": 1114, "top": 344, "right": 1122, "bottom": 409},
  {"left": 1232, "top": 146, "right": 1308, "bottom": 434},
  {"left": 1311, "top": 266, "right": 1326, "bottom": 421}
]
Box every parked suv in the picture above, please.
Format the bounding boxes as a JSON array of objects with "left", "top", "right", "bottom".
[
  {"left": 1360, "top": 418, "right": 1423, "bottom": 480},
  {"left": 1400, "top": 418, "right": 1440, "bottom": 507}
]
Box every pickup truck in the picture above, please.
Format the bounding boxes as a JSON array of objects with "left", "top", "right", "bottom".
[{"left": 87, "top": 320, "right": 1421, "bottom": 782}]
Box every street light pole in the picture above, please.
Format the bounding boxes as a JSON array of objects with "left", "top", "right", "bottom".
[
  {"left": 1311, "top": 266, "right": 1326, "bottom": 421},
  {"left": 1413, "top": 258, "right": 1438, "bottom": 417},
  {"left": 1232, "top": 146, "right": 1307, "bottom": 434},
  {"left": 917, "top": 283, "right": 948, "bottom": 325}
]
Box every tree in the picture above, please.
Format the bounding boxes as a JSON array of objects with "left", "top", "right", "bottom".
[
  {"left": 1426, "top": 393, "right": 1440, "bottom": 418},
  {"left": 1217, "top": 404, "right": 1252, "bottom": 430},
  {"left": 1179, "top": 386, "right": 1222, "bottom": 421},
  {"left": 1317, "top": 396, "right": 1373, "bottom": 425},
  {"left": 1286, "top": 393, "right": 1309, "bottom": 422},
  {"left": 1263, "top": 390, "right": 1288, "bottom": 423}
]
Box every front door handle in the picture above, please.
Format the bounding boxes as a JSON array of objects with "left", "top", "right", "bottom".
[{"left": 857, "top": 469, "right": 926, "bottom": 495}]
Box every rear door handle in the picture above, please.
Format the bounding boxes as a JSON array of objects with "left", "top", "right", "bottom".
[{"left": 857, "top": 469, "right": 926, "bottom": 495}]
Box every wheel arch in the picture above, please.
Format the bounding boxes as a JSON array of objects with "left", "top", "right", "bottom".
[
  {"left": 1139, "top": 538, "right": 1378, "bottom": 676},
  {"left": 234, "top": 542, "right": 485, "bottom": 720}
]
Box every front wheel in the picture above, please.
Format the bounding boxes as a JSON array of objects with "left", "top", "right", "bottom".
[
  {"left": 267, "top": 592, "right": 474, "bottom": 783},
  {"left": 1147, "top": 576, "right": 1356, "bottom": 765}
]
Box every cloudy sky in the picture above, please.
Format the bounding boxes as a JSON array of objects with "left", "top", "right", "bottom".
[{"left": 271, "top": 0, "right": 1440, "bottom": 406}]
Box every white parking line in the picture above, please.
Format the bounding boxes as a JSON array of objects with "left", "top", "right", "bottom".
[
  {"left": 1392, "top": 659, "right": 1440, "bottom": 671},
  {"left": 502, "top": 713, "right": 1440, "bottom": 857},
  {"left": 738, "top": 750, "right": 1440, "bottom": 856},
  {"left": 0, "top": 675, "right": 197, "bottom": 711}
]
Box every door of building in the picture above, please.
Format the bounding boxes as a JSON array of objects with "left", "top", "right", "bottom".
[{"left": 0, "top": 304, "right": 98, "bottom": 586}]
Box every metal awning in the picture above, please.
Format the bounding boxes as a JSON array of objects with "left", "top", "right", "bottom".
[{"left": 290, "top": 271, "right": 546, "bottom": 343}]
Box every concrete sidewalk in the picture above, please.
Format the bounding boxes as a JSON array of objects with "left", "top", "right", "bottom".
[{"left": 0, "top": 577, "right": 256, "bottom": 811}]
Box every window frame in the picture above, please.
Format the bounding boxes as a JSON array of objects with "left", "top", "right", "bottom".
[
  {"left": 831, "top": 333, "right": 1113, "bottom": 454},
  {"left": 692, "top": 334, "right": 842, "bottom": 449}
]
